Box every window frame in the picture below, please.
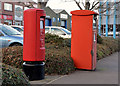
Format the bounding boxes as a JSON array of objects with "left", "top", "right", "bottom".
[{"left": 4, "top": 3, "right": 13, "bottom": 11}]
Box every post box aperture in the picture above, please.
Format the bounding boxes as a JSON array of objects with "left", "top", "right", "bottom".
[{"left": 71, "top": 10, "right": 98, "bottom": 70}]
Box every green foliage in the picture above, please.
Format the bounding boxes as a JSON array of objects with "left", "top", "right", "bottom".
[
  {"left": 97, "top": 37, "right": 119, "bottom": 60},
  {"left": 45, "top": 43, "right": 74, "bottom": 75},
  {"left": 2, "top": 64, "right": 30, "bottom": 86},
  {"left": 64, "top": 38, "right": 71, "bottom": 47},
  {"left": 97, "top": 34, "right": 103, "bottom": 44},
  {"left": 102, "top": 37, "right": 119, "bottom": 52},
  {"left": 2, "top": 34, "right": 119, "bottom": 76},
  {"left": 2, "top": 46, "right": 23, "bottom": 69},
  {"left": 2, "top": 43, "right": 74, "bottom": 75},
  {"left": 45, "top": 33, "right": 71, "bottom": 47},
  {"left": 45, "top": 33, "right": 64, "bottom": 45}
]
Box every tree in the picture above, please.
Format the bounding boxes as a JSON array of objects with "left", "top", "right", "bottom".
[
  {"left": 37, "top": 0, "right": 49, "bottom": 9},
  {"left": 63, "top": 0, "right": 120, "bottom": 13}
]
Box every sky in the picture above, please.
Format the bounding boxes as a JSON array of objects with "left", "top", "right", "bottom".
[
  {"left": 46, "top": 0, "right": 80, "bottom": 14},
  {"left": 33, "top": 0, "right": 81, "bottom": 15},
  {"left": 33, "top": 0, "right": 119, "bottom": 15}
]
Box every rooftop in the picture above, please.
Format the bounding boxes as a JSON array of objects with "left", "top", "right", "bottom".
[{"left": 52, "top": 9, "right": 64, "bottom": 14}]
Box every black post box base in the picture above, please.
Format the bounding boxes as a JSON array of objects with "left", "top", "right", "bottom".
[{"left": 23, "top": 62, "right": 45, "bottom": 81}]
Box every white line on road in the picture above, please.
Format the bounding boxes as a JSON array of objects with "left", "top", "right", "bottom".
[{"left": 46, "top": 75, "right": 68, "bottom": 84}]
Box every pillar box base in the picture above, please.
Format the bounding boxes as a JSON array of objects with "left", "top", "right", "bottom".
[{"left": 23, "top": 61, "right": 45, "bottom": 81}]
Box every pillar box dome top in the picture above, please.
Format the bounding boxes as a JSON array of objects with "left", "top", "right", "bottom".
[{"left": 71, "top": 10, "right": 98, "bottom": 16}]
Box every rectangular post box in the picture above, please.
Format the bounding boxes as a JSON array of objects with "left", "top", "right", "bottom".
[
  {"left": 23, "top": 9, "right": 46, "bottom": 61},
  {"left": 71, "top": 10, "right": 98, "bottom": 70}
]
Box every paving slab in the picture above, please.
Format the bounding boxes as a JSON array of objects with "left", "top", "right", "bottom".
[
  {"left": 30, "top": 52, "right": 118, "bottom": 85},
  {"left": 50, "top": 52, "right": 118, "bottom": 84}
]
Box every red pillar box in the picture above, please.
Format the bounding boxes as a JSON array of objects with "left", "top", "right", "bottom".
[
  {"left": 71, "top": 10, "right": 98, "bottom": 70},
  {"left": 23, "top": 9, "right": 46, "bottom": 80}
]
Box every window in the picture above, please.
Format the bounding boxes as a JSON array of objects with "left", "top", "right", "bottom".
[
  {"left": 4, "top": 3, "right": 12, "bottom": 11},
  {"left": 51, "top": 28, "right": 65, "bottom": 35},
  {"left": 12, "top": 27, "right": 23, "bottom": 32},
  {"left": 1, "top": 25, "right": 21, "bottom": 36},
  {"left": 61, "top": 20, "right": 65, "bottom": 26},
  {"left": 61, "top": 28, "right": 71, "bottom": 35}
]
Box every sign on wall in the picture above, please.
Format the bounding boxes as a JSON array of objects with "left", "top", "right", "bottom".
[
  {"left": 60, "top": 14, "right": 68, "bottom": 19},
  {"left": 15, "top": 5, "right": 23, "bottom": 21},
  {"left": 0, "top": 15, "right": 13, "bottom": 20}
]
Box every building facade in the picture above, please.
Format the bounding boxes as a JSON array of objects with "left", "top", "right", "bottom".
[
  {"left": 45, "top": 7, "right": 71, "bottom": 30},
  {"left": 44, "top": 7, "right": 56, "bottom": 26},
  {"left": 0, "top": 2, "right": 24, "bottom": 25},
  {"left": 0, "top": 2, "right": 72, "bottom": 30},
  {"left": 0, "top": 1, "right": 36, "bottom": 26},
  {"left": 98, "top": 0, "right": 120, "bottom": 37}
]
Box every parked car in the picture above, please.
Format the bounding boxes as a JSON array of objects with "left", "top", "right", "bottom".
[
  {"left": 11, "top": 25, "right": 24, "bottom": 34},
  {"left": 45, "top": 26, "right": 71, "bottom": 38},
  {"left": 0, "top": 24, "right": 23, "bottom": 48}
]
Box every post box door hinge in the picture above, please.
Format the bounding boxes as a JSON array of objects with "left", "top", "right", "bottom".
[{"left": 91, "top": 50, "right": 94, "bottom": 57}]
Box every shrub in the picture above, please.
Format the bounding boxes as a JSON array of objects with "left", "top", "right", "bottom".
[
  {"left": 97, "top": 37, "right": 119, "bottom": 60},
  {"left": 45, "top": 43, "right": 74, "bottom": 75},
  {"left": 2, "top": 45, "right": 75, "bottom": 75},
  {"left": 45, "top": 33, "right": 71, "bottom": 47},
  {"left": 45, "top": 33, "right": 64, "bottom": 45},
  {"left": 97, "top": 34, "right": 103, "bottom": 44},
  {"left": 2, "top": 64, "right": 30, "bottom": 86},
  {"left": 102, "top": 37, "right": 119, "bottom": 52},
  {"left": 64, "top": 38, "right": 71, "bottom": 47},
  {"left": 2, "top": 46, "right": 23, "bottom": 69},
  {"left": 2, "top": 34, "right": 119, "bottom": 75}
]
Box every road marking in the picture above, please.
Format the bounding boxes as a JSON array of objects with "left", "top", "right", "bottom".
[{"left": 46, "top": 75, "right": 67, "bottom": 84}]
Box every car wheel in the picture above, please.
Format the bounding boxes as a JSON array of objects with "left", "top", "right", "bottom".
[{"left": 12, "top": 43, "right": 22, "bottom": 46}]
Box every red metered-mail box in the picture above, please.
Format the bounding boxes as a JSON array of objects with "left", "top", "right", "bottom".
[
  {"left": 23, "top": 9, "right": 46, "bottom": 61},
  {"left": 71, "top": 10, "right": 98, "bottom": 70}
]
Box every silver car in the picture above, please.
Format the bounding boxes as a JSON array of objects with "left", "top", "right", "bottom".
[
  {"left": 11, "top": 25, "right": 24, "bottom": 34},
  {"left": 0, "top": 24, "right": 23, "bottom": 48},
  {"left": 45, "top": 26, "right": 71, "bottom": 38}
]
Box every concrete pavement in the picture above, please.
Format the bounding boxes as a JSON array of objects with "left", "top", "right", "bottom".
[{"left": 30, "top": 52, "right": 118, "bottom": 85}]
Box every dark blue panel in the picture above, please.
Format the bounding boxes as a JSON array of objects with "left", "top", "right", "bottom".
[
  {"left": 45, "top": 18, "right": 52, "bottom": 26},
  {"left": 65, "top": 20, "right": 67, "bottom": 29}
]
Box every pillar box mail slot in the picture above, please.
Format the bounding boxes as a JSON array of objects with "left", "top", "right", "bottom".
[
  {"left": 71, "top": 10, "right": 98, "bottom": 70},
  {"left": 23, "top": 9, "right": 46, "bottom": 80}
]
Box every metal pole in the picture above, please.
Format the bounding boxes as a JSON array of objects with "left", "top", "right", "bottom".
[
  {"left": 113, "top": 0, "right": 116, "bottom": 39},
  {"left": 106, "top": 1, "right": 108, "bottom": 37},
  {"left": 98, "top": 1, "right": 102, "bottom": 36}
]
